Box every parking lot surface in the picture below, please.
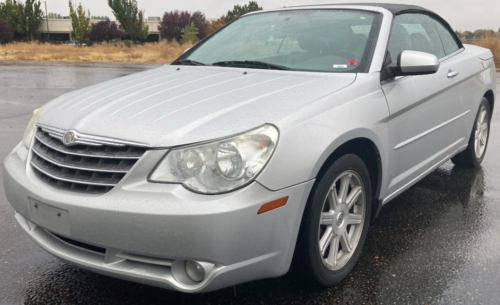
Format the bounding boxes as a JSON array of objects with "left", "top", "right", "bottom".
[{"left": 1, "top": 62, "right": 499, "bottom": 305}]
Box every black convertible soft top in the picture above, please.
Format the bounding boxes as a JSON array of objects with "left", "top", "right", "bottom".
[
  {"left": 293, "top": 3, "right": 434, "bottom": 15},
  {"left": 286, "top": 2, "right": 464, "bottom": 63},
  {"left": 335, "top": 3, "right": 432, "bottom": 14}
]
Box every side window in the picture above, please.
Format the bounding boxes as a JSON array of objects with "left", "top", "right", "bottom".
[
  {"left": 430, "top": 18, "right": 461, "bottom": 55},
  {"left": 387, "top": 13, "right": 446, "bottom": 63}
]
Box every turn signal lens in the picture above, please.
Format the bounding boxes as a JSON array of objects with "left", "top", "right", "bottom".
[{"left": 257, "top": 197, "right": 288, "bottom": 214}]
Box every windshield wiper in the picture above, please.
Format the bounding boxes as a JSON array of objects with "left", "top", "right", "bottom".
[
  {"left": 212, "top": 60, "right": 290, "bottom": 70},
  {"left": 173, "top": 59, "right": 206, "bottom": 66}
]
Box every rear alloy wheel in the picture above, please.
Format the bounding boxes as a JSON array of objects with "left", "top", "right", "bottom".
[
  {"left": 451, "top": 98, "right": 491, "bottom": 168},
  {"left": 473, "top": 105, "right": 490, "bottom": 159},
  {"left": 298, "top": 154, "right": 371, "bottom": 286}
]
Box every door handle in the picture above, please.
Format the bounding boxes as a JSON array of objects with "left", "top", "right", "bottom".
[{"left": 447, "top": 69, "right": 460, "bottom": 78}]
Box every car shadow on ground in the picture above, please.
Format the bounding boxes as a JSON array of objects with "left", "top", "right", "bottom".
[{"left": 21, "top": 163, "right": 486, "bottom": 305}]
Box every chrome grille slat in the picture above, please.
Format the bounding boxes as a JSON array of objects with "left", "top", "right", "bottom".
[
  {"left": 35, "top": 131, "right": 143, "bottom": 159},
  {"left": 31, "top": 161, "right": 119, "bottom": 187},
  {"left": 39, "top": 124, "right": 148, "bottom": 147},
  {"left": 32, "top": 147, "right": 131, "bottom": 173},
  {"left": 31, "top": 128, "right": 147, "bottom": 194},
  {"left": 45, "top": 134, "right": 103, "bottom": 147}
]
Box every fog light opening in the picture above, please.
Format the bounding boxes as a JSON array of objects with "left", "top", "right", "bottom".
[
  {"left": 185, "top": 260, "right": 205, "bottom": 282},
  {"left": 172, "top": 260, "right": 216, "bottom": 286}
]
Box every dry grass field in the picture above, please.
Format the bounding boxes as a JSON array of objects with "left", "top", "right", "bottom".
[
  {"left": 0, "top": 37, "right": 499, "bottom": 68},
  {"left": 473, "top": 34, "right": 500, "bottom": 69},
  {"left": 0, "top": 41, "right": 193, "bottom": 63}
]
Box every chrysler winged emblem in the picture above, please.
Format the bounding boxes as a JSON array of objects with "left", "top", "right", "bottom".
[{"left": 63, "top": 132, "right": 75, "bottom": 145}]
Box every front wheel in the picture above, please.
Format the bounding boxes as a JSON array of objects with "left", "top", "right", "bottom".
[
  {"left": 451, "top": 98, "right": 491, "bottom": 168},
  {"left": 297, "top": 154, "right": 371, "bottom": 286}
]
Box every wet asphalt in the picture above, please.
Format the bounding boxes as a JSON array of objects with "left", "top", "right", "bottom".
[{"left": 1, "top": 61, "right": 499, "bottom": 305}]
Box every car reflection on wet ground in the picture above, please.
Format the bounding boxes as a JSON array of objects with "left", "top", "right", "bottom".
[{"left": 1, "top": 62, "right": 499, "bottom": 304}]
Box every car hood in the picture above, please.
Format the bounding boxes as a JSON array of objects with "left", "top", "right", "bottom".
[{"left": 38, "top": 65, "right": 356, "bottom": 147}]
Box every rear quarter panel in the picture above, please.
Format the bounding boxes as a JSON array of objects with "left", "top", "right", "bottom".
[{"left": 458, "top": 46, "right": 496, "bottom": 140}]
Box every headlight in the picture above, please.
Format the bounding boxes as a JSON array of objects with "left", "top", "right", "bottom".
[
  {"left": 22, "top": 105, "right": 45, "bottom": 149},
  {"left": 149, "top": 124, "right": 279, "bottom": 194}
]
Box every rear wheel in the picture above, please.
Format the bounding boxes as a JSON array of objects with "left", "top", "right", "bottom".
[
  {"left": 451, "top": 98, "right": 491, "bottom": 168},
  {"left": 297, "top": 154, "right": 371, "bottom": 286}
]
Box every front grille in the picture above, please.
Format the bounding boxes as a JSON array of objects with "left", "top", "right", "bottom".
[{"left": 30, "top": 128, "right": 147, "bottom": 194}]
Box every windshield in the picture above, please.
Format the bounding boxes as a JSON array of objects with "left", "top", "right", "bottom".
[{"left": 179, "top": 10, "right": 380, "bottom": 72}]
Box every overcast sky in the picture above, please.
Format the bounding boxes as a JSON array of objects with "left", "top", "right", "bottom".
[{"left": 43, "top": 0, "right": 499, "bottom": 31}]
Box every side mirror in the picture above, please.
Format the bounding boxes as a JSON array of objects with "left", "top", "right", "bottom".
[{"left": 386, "top": 50, "right": 440, "bottom": 77}]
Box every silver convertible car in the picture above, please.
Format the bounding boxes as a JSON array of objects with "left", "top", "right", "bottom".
[{"left": 3, "top": 3, "right": 496, "bottom": 293}]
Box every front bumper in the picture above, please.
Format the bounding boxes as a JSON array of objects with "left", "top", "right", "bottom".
[{"left": 3, "top": 143, "right": 314, "bottom": 293}]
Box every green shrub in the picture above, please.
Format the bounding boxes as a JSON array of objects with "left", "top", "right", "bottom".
[
  {"left": 180, "top": 22, "right": 199, "bottom": 44},
  {"left": 123, "top": 39, "right": 132, "bottom": 47}
]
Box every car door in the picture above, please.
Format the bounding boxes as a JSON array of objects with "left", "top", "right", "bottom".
[
  {"left": 382, "top": 13, "right": 466, "bottom": 202},
  {"left": 430, "top": 17, "right": 486, "bottom": 147}
]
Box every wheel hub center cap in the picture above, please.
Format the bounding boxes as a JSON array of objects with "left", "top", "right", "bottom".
[
  {"left": 337, "top": 213, "right": 344, "bottom": 226},
  {"left": 332, "top": 204, "right": 349, "bottom": 235}
]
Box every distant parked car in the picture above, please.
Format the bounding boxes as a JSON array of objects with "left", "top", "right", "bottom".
[
  {"left": 3, "top": 3, "right": 496, "bottom": 293},
  {"left": 66, "top": 40, "right": 88, "bottom": 46}
]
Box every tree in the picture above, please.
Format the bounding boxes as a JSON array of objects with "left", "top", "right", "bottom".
[
  {"left": 158, "top": 10, "right": 207, "bottom": 42},
  {"left": 207, "top": 15, "right": 225, "bottom": 36},
  {"left": 22, "top": 0, "right": 43, "bottom": 40},
  {"left": 0, "top": 0, "right": 43, "bottom": 40},
  {"left": 69, "top": 1, "right": 91, "bottom": 44},
  {"left": 47, "top": 12, "right": 63, "bottom": 19},
  {"left": 139, "top": 19, "right": 149, "bottom": 40},
  {"left": 131, "top": 10, "right": 148, "bottom": 41},
  {"left": 225, "top": 1, "right": 262, "bottom": 23},
  {"left": 0, "top": 1, "right": 24, "bottom": 36},
  {"left": 181, "top": 22, "right": 198, "bottom": 44},
  {"left": 463, "top": 31, "right": 474, "bottom": 40},
  {"left": 473, "top": 29, "right": 495, "bottom": 39},
  {"left": 107, "top": 0, "right": 147, "bottom": 42},
  {"left": 190, "top": 11, "right": 207, "bottom": 40},
  {"left": 0, "top": 18, "right": 14, "bottom": 43},
  {"left": 158, "top": 10, "right": 189, "bottom": 42},
  {"left": 89, "top": 19, "right": 124, "bottom": 42}
]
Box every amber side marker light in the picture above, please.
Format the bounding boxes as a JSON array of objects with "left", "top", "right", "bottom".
[{"left": 257, "top": 197, "right": 289, "bottom": 215}]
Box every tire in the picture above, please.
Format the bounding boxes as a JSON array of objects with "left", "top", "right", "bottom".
[
  {"left": 451, "top": 98, "right": 491, "bottom": 168},
  {"left": 297, "top": 154, "right": 372, "bottom": 286}
]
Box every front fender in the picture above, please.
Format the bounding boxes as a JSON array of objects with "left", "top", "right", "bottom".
[{"left": 257, "top": 74, "right": 391, "bottom": 195}]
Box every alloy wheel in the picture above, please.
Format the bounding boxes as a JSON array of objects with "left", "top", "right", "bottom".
[
  {"left": 474, "top": 106, "right": 489, "bottom": 159},
  {"left": 318, "top": 170, "right": 365, "bottom": 270}
]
